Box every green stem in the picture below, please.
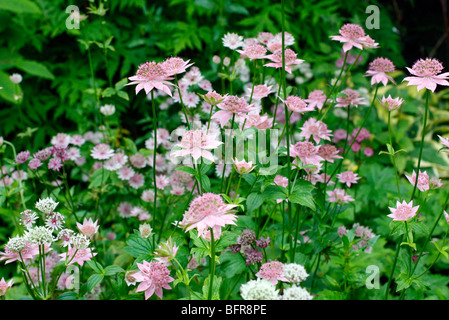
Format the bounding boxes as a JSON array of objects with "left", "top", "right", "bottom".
[
  {"left": 151, "top": 90, "right": 159, "bottom": 244},
  {"left": 388, "top": 111, "right": 402, "bottom": 198},
  {"left": 207, "top": 229, "right": 216, "bottom": 300}
]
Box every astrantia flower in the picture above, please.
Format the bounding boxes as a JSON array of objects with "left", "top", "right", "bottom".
[
  {"left": 438, "top": 135, "right": 449, "bottom": 152},
  {"left": 289, "top": 141, "right": 323, "bottom": 168},
  {"left": 24, "top": 226, "right": 54, "bottom": 245},
  {"left": 305, "top": 90, "right": 328, "bottom": 110},
  {"left": 161, "top": 57, "right": 193, "bottom": 76},
  {"left": 15, "top": 150, "right": 30, "bottom": 164},
  {"left": 127, "top": 61, "right": 174, "bottom": 96},
  {"left": 264, "top": 48, "right": 304, "bottom": 73},
  {"left": 10, "top": 73, "right": 22, "bottom": 84},
  {"left": 381, "top": 95, "right": 404, "bottom": 111},
  {"left": 365, "top": 57, "right": 396, "bottom": 86},
  {"left": 100, "top": 104, "right": 115, "bottom": 116},
  {"left": 246, "top": 84, "right": 274, "bottom": 100},
  {"left": 129, "top": 173, "right": 145, "bottom": 189},
  {"left": 0, "top": 238, "right": 38, "bottom": 264},
  {"left": 327, "top": 189, "right": 354, "bottom": 204},
  {"left": 330, "top": 23, "right": 378, "bottom": 52},
  {"left": 28, "top": 158, "right": 43, "bottom": 170},
  {"left": 222, "top": 32, "right": 244, "bottom": 50},
  {"left": 240, "top": 278, "right": 279, "bottom": 300},
  {"left": 60, "top": 246, "right": 96, "bottom": 266},
  {"left": 299, "top": 118, "right": 332, "bottom": 144},
  {"left": 171, "top": 129, "right": 223, "bottom": 163},
  {"left": 283, "top": 263, "right": 309, "bottom": 284},
  {"left": 388, "top": 201, "right": 419, "bottom": 221},
  {"left": 20, "top": 209, "right": 38, "bottom": 229},
  {"left": 117, "top": 166, "right": 135, "bottom": 181},
  {"left": 256, "top": 261, "right": 289, "bottom": 285},
  {"left": 35, "top": 197, "right": 59, "bottom": 214},
  {"left": 237, "top": 44, "right": 267, "bottom": 60},
  {"left": 139, "top": 223, "right": 153, "bottom": 239},
  {"left": 179, "top": 193, "right": 238, "bottom": 240},
  {"left": 91, "top": 143, "right": 114, "bottom": 160},
  {"left": 282, "top": 286, "right": 313, "bottom": 300},
  {"left": 317, "top": 144, "right": 343, "bottom": 163},
  {"left": 134, "top": 260, "right": 174, "bottom": 300},
  {"left": 0, "top": 278, "right": 13, "bottom": 296},
  {"left": 45, "top": 212, "right": 65, "bottom": 231},
  {"left": 76, "top": 218, "right": 99, "bottom": 239},
  {"left": 51, "top": 133, "right": 71, "bottom": 149},
  {"left": 337, "top": 171, "right": 361, "bottom": 188},
  {"left": 212, "top": 95, "right": 257, "bottom": 126},
  {"left": 405, "top": 170, "right": 430, "bottom": 192},
  {"left": 403, "top": 58, "right": 449, "bottom": 92},
  {"left": 154, "top": 237, "right": 179, "bottom": 266},
  {"left": 233, "top": 158, "right": 256, "bottom": 175},
  {"left": 283, "top": 96, "right": 315, "bottom": 113},
  {"left": 335, "top": 89, "right": 368, "bottom": 108},
  {"left": 48, "top": 157, "right": 63, "bottom": 171}
]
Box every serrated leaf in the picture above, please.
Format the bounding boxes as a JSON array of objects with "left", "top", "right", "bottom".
[
  {"left": 104, "top": 265, "right": 125, "bottom": 276},
  {"left": 87, "top": 273, "right": 104, "bottom": 293}
]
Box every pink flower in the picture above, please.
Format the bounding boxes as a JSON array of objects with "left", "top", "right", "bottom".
[
  {"left": 126, "top": 61, "right": 174, "bottom": 96},
  {"left": 388, "top": 201, "right": 419, "bottom": 221},
  {"left": 330, "top": 23, "right": 378, "bottom": 52},
  {"left": 365, "top": 57, "right": 396, "bottom": 86},
  {"left": 237, "top": 44, "right": 267, "bottom": 60},
  {"left": 60, "top": 247, "right": 97, "bottom": 266},
  {"left": 363, "top": 147, "right": 374, "bottom": 157},
  {"left": 381, "top": 95, "right": 404, "bottom": 111},
  {"left": 283, "top": 96, "right": 315, "bottom": 113},
  {"left": 161, "top": 57, "right": 193, "bottom": 76},
  {"left": 76, "top": 218, "right": 99, "bottom": 239},
  {"left": 171, "top": 130, "right": 223, "bottom": 163},
  {"left": 257, "top": 32, "right": 275, "bottom": 46},
  {"left": 337, "top": 171, "right": 361, "bottom": 187},
  {"left": 438, "top": 135, "right": 449, "bottom": 152},
  {"left": 256, "top": 261, "right": 289, "bottom": 285},
  {"left": 28, "top": 158, "right": 43, "bottom": 170},
  {"left": 242, "top": 113, "right": 273, "bottom": 130},
  {"left": 317, "top": 144, "right": 343, "bottom": 163},
  {"left": 403, "top": 58, "right": 449, "bottom": 92},
  {"left": 0, "top": 241, "right": 39, "bottom": 264},
  {"left": 335, "top": 89, "right": 368, "bottom": 108},
  {"left": 15, "top": 150, "right": 30, "bottom": 164},
  {"left": 51, "top": 133, "right": 71, "bottom": 149},
  {"left": 91, "top": 143, "right": 114, "bottom": 160},
  {"left": 156, "top": 175, "right": 170, "bottom": 190},
  {"left": 212, "top": 95, "right": 257, "bottom": 127},
  {"left": 289, "top": 141, "right": 323, "bottom": 168},
  {"left": 327, "top": 189, "right": 354, "bottom": 204},
  {"left": 0, "top": 278, "right": 13, "bottom": 296},
  {"left": 70, "top": 134, "right": 86, "bottom": 146},
  {"left": 299, "top": 118, "right": 332, "bottom": 144},
  {"left": 233, "top": 158, "right": 256, "bottom": 175},
  {"left": 246, "top": 84, "right": 274, "bottom": 100},
  {"left": 263, "top": 48, "right": 304, "bottom": 73},
  {"left": 134, "top": 260, "right": 174, "bottom": 300},
  {"left": 118, "top": 202, "right": 133, "bottom": 218},
  {"left": 48, "top": 157, "right": 63, "bottom": 171},
  {"left": 305, "top": 90, "right": 328, "bottom": 110},
  {"left": 179, "top": 193, "right": 238, "bottom": 240},
  {"left": 129, "top": 173, "right": 145, "bottom": 189},
  {"left": 274, "top": 175, "right": 289, "bottom": 187},
  {"left": 405, "top": 170, "right": 430, "bottom": 192},
  {"left": 444, "top": 211, "right": 449, "bottom": 224},
  {"left": 117, "top": 166, "right": 135, "bottom": 181}
]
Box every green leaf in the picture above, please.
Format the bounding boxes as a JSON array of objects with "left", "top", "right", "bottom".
[
  {"left": 202, "top": 275, "right": 222, "bottom": 300},
  {"left": 86, "top": 260, "right": 104, "bottom": 274},
  {"left": 88, "top": 169, "right": 110, "bottom": 188},
  {"left": 123, "top": 138, "right": 138, "bottom": 154},
  {"left": 104, "top": 265, "right": 126, "bottom": 276},
  {"left": 57, "top": 291, "right": 79, "bottom": 300},
  {"left": 219, "top": 251, "right": 247, "bottom": 278},
  {"left": 87, "top": 273, "right": 104, "bottom": 293},
  {"left": 246, "top": 193, "right": 264, "bottom": 213},
  {"left": 124, "top": 234, "right": 153, "bottom": 258},
  {"left": 260, "top": 185, "right": 287, "bottom": 201},
  {"left": 175, "top": 166, "right": 197, "bottom": 176},
  {"left": 0, "top": 0, "right": 42, "bottom": 14},
  {"left": 14, "top": 60, "right": 54, "bottom": 80}
]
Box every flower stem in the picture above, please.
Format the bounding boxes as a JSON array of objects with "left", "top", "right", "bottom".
[
  {"left": 151, "top": 90, "right": 159, "bottom": 243},
  {"left": 207, "top": 229, "right": 216, "bottom": 300}
]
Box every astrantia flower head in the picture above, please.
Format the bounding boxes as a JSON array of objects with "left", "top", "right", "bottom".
[
  {"left": 45, "top": 212, "right": 65, "bottom": 231},
  {"left": 100, "top": 104, "right": 115, "bottom": 116},
  {"left": 35, "top": 197, "right": 59, "bottom": 214},
  {"left": 139, "top": 223, "right": 153, "bottom": 238},
  {"left": 299, "top": 118, "right": 332, "bottom": 144},
  {"left": 76, "top": 218, "right": 99, "bottom": 239},
  {"left": 24, "top": 226, "right": 54, "bottom": 245},
  {"left": 240, "top": 278, "right": 279, "bottom": 300},
  {"left": 256, "top": 261, "right": 289, "bottom": 285},
  {"left": 154, "top": 237, "right": 179, "bottom": 266},
  {"left": 381, "top": 95, "right": 404, "bottom": 111},
  {"left": 0, "top": 238, "right": 38, "bottom": 264},
  {"left": 161, "top": 57, "right": 193, "bottom": 76},
  {"left": 403, "top": 58, "right": 449, "bottom": 92},
  {"left": 289, "top": 141, "right": 323, "bottom": 168},
  {"left": 179, "top": 193, "right": 238, "bottom": 240},
  {"left": 283, "top": 96, "right": 314, "bottom": 113},
  {"left": 127, "top": 61, "right": 174, "bottom": 96},
  {"left": 246, "top": 84, "right": 274, "bottom": 100},
  {"left": 317, "top": 144, "right": 343, "bottom": 163},
  {"left": 405, "top": 170, "right": 430, "bottom": 192},
  {"left": 283, "top": 263, "right": 309, "bottom": 284},
  {"left": 20, "top": 209, "right": 38, "bottom": 229},
  {"left": 10, "top": 73, "right": 22, "bottom": 84},
  {"left": 60, "top": 246, "right": 96, "bottom": 266},
  {"left": 91, "top": 143, "right": 114, "bottom": 160},
  {"left": 331, "top": 23, "right": 378, "bottom": 52},
  {"left": 388, "top": 200, "right": 419, "bottom": 221},
  {"left": 212, "top": 95, "right": 257, "bottom": 126},
  {"left": 336, "top": 89, "right": 368, "bottom": 108},
  {"left": 237, "top": 44, "right": 267, "bottom": 60},
  {"left": 233, "top": 158, "right": 256, "bottom": 175},
  {"left": 134, "top": 260, "right": 174, "bottom": 300},
  {"left": 305, "top": 90, "right": 328, "bottom": 110},
  {"left": 222, "top": 33, "right": 244, "bottom": 50},
  {"left": 365, "top": 57, "right": 396, "bottom": 86},
  {"left": 337, "top": 170, "right": 361, "bottom": 188},
  {"left": 282, "top": 285, "right": 313, "bottom": 300},
  {"left": 327, "top": 189, "right": 354, "bottom": 204},
  {"left": 171, "top": 129, "right": 223, "bottom": 163},
  {"left": 237, "top": 229, "right": 256, "bottom": 246},
  {"left": 0, "top": 278, "right": 13, "bottom": 296},
  {"left": 264, "top": 48, "right": 304, "bottom": 73},
  {"left": 15, "top": 150, "right": 30, "bottom": 164}
]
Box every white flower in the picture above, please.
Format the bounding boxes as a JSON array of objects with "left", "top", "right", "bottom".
[
  {"left": 282, "top": 285, "right": 313, "bottom": 300},
  {"left": 240, "top": 278, "right": 279, "bottom": 300},
  {"left": 70, "top": 233, "right": 90, "bottom": 250},
  {"left": 24, "top": 226, "right": 54, "bottom": 245},
  {"left": 35, "top": 197, "right": 59, "bottom": 214},
  {"left": 10, "top": 73, "right": 22, "bottom": 84},
  {"left": 222, "top": 33, "right": 244, "bottom": 50},
  {"left": 6, "top": 236, "right": 26, "bottom": 252},
  {"left": 139, "top": 223, "right": 153, "bottom": 238},
  {"left": 100, "top": 104, "right": 116, "bottom": 116},
  {"left": 283, "top": 263, "right": 309, "bottom": 284}
]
